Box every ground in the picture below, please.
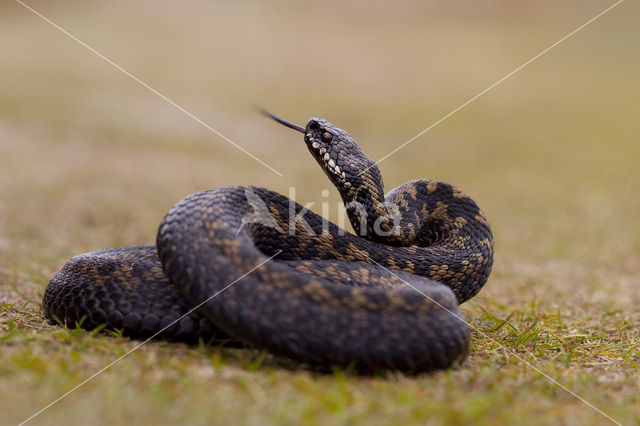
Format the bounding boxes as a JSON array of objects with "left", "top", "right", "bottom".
[{"left": 1, "top": 1, "right": 639, "bottom": 425}]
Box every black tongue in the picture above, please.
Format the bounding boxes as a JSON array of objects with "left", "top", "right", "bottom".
[{"left": 261, "top": 110, "right": 306, "bottom": 133}]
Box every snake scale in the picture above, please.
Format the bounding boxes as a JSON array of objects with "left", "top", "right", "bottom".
[{"left": 43, "top": 113, "right": 493, "bottom": 373}]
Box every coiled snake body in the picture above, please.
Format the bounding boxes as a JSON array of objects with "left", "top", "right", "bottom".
[{"left": 43, "top": 114, "right": 493, "bottom": 372}]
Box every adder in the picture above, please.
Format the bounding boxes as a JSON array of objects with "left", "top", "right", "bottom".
[{"left": 43, "top": 112, "right": 493, "bottom": 373}]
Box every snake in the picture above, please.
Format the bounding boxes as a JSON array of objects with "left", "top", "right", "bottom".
[{"left": 43, "top": 112, "right": 494, "bottom": 373}]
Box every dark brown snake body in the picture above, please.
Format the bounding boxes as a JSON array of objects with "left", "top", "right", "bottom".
[{"left": 43, "top": 114, "right": 493, "bottom": 372}]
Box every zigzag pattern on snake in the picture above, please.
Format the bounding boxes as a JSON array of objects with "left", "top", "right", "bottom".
[{"left": 43, "top": 113, "right": 493, "bottom": 372}]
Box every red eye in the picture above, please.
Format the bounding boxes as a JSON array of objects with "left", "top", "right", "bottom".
[{"left": 321, "top": 132, "right": 333, "bottom": 143}]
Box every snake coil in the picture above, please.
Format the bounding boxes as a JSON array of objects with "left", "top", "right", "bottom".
[{"left": 43, "top": 113, "right": 493, "bottom": 372}]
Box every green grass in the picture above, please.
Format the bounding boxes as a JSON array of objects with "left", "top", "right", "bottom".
[{"left": 1, "top": 1, "right": 639, "bottom": 424}]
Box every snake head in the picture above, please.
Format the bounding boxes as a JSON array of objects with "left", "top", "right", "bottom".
[
  {"left": 304, "top": 117, "right": 361, "bottom": 189},
  {"left": 303, "top": 117, "right": 387, "bottom": 212},
  {"left": 262, "top": 110, "right": 381, "bottom": 199}
]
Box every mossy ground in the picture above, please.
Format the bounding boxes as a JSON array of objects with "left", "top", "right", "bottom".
[{"left": 1, "top": 1, "right": 638, "bottom": 424}]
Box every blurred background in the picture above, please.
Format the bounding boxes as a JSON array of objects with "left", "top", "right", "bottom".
[
  {"left": 1, "top": 0, "right": 638, "bottom": 317},
  {"left": 1, "top": 0, "right": 639, "bottom": 424}
]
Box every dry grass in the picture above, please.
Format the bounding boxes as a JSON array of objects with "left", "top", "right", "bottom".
[{"left": 1, "top": 1, "right": 639, "bottom": 424}]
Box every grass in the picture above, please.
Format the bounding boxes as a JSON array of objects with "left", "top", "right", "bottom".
[{"left": 1, "top": 1, "right": 639, "bottom": 424}]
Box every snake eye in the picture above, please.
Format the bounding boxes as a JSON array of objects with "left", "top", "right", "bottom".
[{"left": 321, "top": 132, "right": 333, "bottom": 143}]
